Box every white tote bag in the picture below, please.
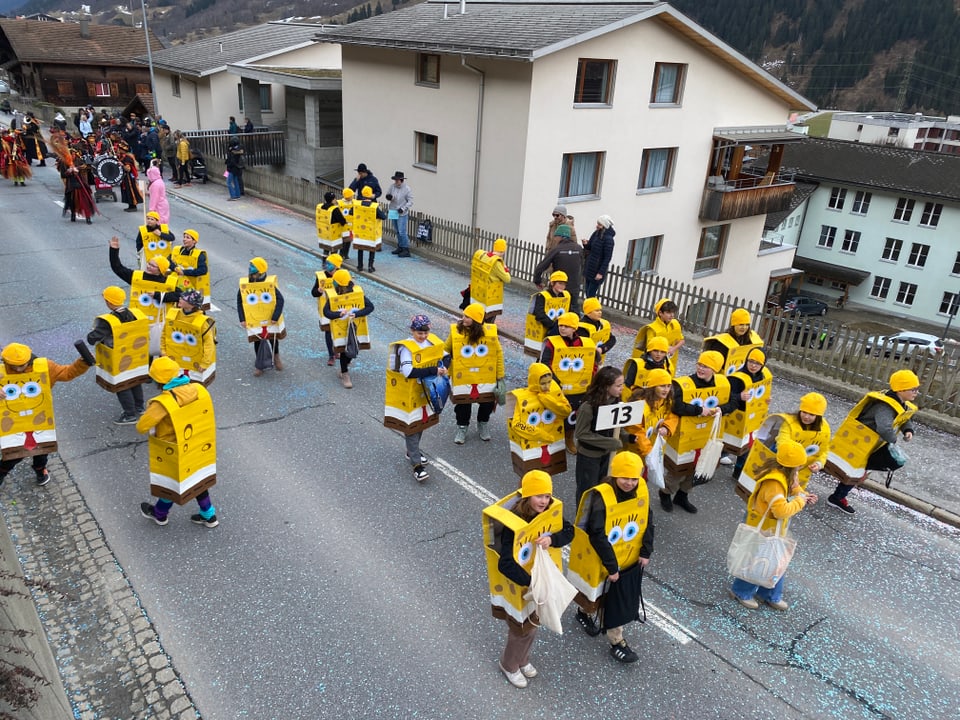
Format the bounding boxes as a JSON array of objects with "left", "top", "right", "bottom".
[
  {"left": 646, "top": 433, "right": 666, "bottom": 490},
  {"left": 524, "top": 545, "right": 577, "bottom": 634},
  {"left": 726, "top": 495, "right": 797, "bottom": 589},
  {"left": 693, "top": 413, "right": 724, "bottom": 485}
]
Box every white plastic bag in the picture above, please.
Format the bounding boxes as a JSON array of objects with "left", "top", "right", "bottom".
[
  {"left": 646, "top": 433, "right": 666, "bottom": 490},
  {"left": 726, "top": 496, "right": 797, "bottom": 588},
  {"left": 693, "top": 413, "right": 724, "bottom": 485},
  {"left": 524, "top": 545, "right": 577, "bottom": 634}
]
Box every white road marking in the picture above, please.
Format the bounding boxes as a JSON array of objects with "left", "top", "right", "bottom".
[
  {"left": 432, "top": 455, "right": 696, "bottom": 645},
  {"left": 208, "top": 303, "right": 221, "bottom": 313}
]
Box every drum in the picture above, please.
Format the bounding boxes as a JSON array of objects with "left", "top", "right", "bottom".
[{"left": 94, "top": 155, "right": 123, "bottom": 185}]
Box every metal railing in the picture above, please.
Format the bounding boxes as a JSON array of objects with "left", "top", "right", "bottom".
[{"left": 182, "top": 129, "right": 285, "bottom": 166}]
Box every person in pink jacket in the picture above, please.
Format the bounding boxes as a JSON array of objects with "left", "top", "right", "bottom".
[{"left": 147, "top": 164, "right": 169, "bottom": 225}]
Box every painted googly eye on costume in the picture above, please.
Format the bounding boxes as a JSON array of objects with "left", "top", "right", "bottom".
[
  {"left": 170, "top": 331, "right": 186, "bottom": 344},
  {"left": 517, "top": 542, "right": 534, "bottom": 565},
  {"left": 547, "top": 308, "right": 560, "bottom": 320},
  {"left": 3, "top": 383, "right": 21, "bottom": 400},
  {"left": 526, "top": 412, "right": 541, "bottom": 426},
  {"left": 703, "top": 395, "right": 720, "bottom": 410},
  {"left": 558, "top": 358, "right": 572, "bottom": 371},
  {"left": 541, "top": 410, "right": 556, "bottom": 424},
  {"left": 147, "top": 241, "right": 158, "bottom": 251},
  {"left": 475, "top": 344, "right": 489, "bottom": 357},
  {"left": 246, "top": 293, "right": 259, "bottom": 305},
  {"left": 571, "top": 358, "right": 585, "bottom": 371},
  {"left": 690, "top": 397, "right": 704, "bottom": 408},
  {"left": 21, "top": 382, "right": 41, "bottom": 398},
  {"left": 460, "top": 345, "right": 475, "bottom": 358},
  {"left": 754, "top": 385, "right": 766, "bottom": 399},
  {"left": 726, "top": 365, "right": 737, "bottom": 375},
  {"left": 607, "top": 525, "right": 623, "bottom": 545},
  {"left": 184, "top": 333, "right": 198, "bottom": 347},
  {"left": 623, "top": 521, "right": 640, "bottom": 542},
  {"left": 138, "top": 293, "right": 153, "bottom": 307},
  {"left": 805, "top": 444, "right": 820, "bottom": 456},
  {"left": 260, "top": 292, "right": 273, "bottom": 303},
  {"left": 746, "top": 387, "right": 756, "bottom": 401},
  {"left": 157, "top": 240, "right": 169, "bottom": 250}
]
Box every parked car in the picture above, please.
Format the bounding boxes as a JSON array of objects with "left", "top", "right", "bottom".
[
  {"left": 776, "top": 319, "right": 835, "bottom": 349},
  {"left": 863, "top": 331, "right": 944, "bottom": 359},
  {"left": 783, "top": 296, "right": 829, "bottom": 316},
  {"left": 0, "top": 80, "right": 9, "bottom": 94}
]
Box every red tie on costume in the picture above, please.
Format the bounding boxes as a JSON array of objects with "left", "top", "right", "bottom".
[
  {"left": 470, "top": 384, "right": 480, "bottom": 400},
  {"left": 24, "top": 432, "right": 37, "bottom": 451},
  {"left": 540, "top": 445, "right": 551, "bottom": 465}
]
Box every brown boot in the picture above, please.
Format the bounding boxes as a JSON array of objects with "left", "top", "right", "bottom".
[
  {"left": 274, "top": 356, "right": 284, "bottom": 371},
  {"left": 253, "top": 367, "right": 263, "bottom": 377},
  {"left": 565, "top": 434, "right": 577, "bottom": 454},
  {"left": 340, "top": 372, "right": 353, "bottom": 389}
]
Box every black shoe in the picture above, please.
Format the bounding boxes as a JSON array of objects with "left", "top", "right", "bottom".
[
  {"left": 356, "top": 265, "right": 363, "bottom": 272},
  {"left": 610, "top": 641, "right": 639, "bottom": 663},
  {"left": 413, "top": 464, "right": 429, "bottom": 483},
  {"left": 827, "top": 495, "right": 855, "bottom": 514},
  {"left": 576, "top": 610, "right": 601, "bottom": 637},
  {"left": 86, "top": 218, "right": 92, "bottom": 224},
  {"left": 114, "top": 413, "right": 139, "bottom": 425},
  {"left": 674, "top": 491, "right": 698, "bottom": 514},
  {"left": 70, "top": 216, "right": 76, "bottom": 222},
  {"left": 34, "top": 469, "right": 50, "bottom": 487},
  {"left": 140, "top": 502, "right": 168, "bottom": 526},
  {"left": 124, "top": 207, "right": 138, "bottom": 212},
  {"left": 191, "top": 513, "right": 219, "bottom": 528},
  {"left": 659, "top": 491, "right": 673, "bottom": 512},
  {"left": 397, "top": 249, "right": 411, "bottom": 258},
  {"left": 367, "top": 265, "right": 376, "bottom": 273},
  {"left": 391, "top": 248, "right": 402, "bottom": 255}
]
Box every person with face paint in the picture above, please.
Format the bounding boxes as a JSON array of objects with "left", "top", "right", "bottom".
[
  {"left": 237, "top": 257, "right": 285, "bottom": 376},
  {"left": 0, "top": 343, "right": 91, "bottom": 488}
]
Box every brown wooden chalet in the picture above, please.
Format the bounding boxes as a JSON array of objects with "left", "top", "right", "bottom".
[{"left": 0, "top": 18, "right": 163, "bottom": 108}]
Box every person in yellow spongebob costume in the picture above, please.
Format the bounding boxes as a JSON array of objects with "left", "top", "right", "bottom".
[
  {"left": 470, "top": 238, "right": 511, "bottom": 320},
  {"left": 506, "top": 363, "right": 572, "bottom": 477},
  {"left": 482, "top": 470, "right": 574, "bottom": 688},
  {"left": 237, "top": 257, "right": 286, "bottom": 376},
  {"left": 0, "top": 342, "right": 91, "bottom": 487},
  {"left": 568, "top": 451, "right": 652, "bottom": 663},
  {"left": 137, "top": 357, "right": 219, "bottom": 528}
]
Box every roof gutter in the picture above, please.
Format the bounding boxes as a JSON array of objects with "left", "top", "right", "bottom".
[{"left": 461, "top": 55, "right": 485, "bottom": 240}]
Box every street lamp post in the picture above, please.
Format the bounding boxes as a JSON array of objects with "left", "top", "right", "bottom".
[{"left": 140, "top": 0, "right": 159, "bottom": 118}]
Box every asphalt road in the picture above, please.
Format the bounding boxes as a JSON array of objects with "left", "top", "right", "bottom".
[{"left": 1, "top": 168, "right": 958, "bottom": 719}]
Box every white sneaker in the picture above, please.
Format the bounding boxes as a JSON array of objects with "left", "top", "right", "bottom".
[
  {"left": 405, "top": 452, "right": 427, "bottom": 464},
  {"left": 499, "top": 661, "right": 528, "bottom": 688},
  {"left": 519, "top": 663, "right": 538, "bottom": 678},
  {"left": 454, "top": 426, "right": 468, "bottom": 445},
  {"left": 719, "top": 455, "right": 735, "bottom": 466}
]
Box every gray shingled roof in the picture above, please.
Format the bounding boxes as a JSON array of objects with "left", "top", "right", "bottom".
[
  {"left": 317, "top": 1, "right": 667, "bottom": 59},
  {"left": 141, "top": 21, "right": 322, "bottom": 77},
  {"left": 783, "top": 136, "right": 960, "bottom": 203}
]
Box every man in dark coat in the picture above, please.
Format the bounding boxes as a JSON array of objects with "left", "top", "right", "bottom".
[
  {"left": 534, "top": 224, "right": 583, "bottom": 314},
  {"left": 583, "top": 215, "right": 616, "bottom": 299},
  {"left": 348, "top": 162, "right": 381, "bottom": 199}
]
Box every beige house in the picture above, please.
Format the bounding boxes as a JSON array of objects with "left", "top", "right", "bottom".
[
  {"left": 140, "top": 21, "right": 343, "bottom": 180},
  {"left": 320, "top": 0, "right": 816, "bottom": 304}
]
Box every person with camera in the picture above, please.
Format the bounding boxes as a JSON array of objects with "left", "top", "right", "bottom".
[{"left": 386, "top": 170, "right": 414, "bottom": 258}]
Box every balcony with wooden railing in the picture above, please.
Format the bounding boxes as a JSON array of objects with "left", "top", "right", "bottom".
[{"left": 699, "top": 168, "right": 796, "bottom": 221}]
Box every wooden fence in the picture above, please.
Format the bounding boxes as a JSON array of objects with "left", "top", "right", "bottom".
[{"left": 204, "top": 164, "right": 960, "bottom": 419}]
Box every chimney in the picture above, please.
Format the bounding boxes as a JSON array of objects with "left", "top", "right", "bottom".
[{"left": 79, "top": 16, "right": 90, "bottom": 39}]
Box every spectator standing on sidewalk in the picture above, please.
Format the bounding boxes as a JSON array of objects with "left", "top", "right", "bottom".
[
  {"left": 225, "top": 137, "right": 245, "bottom": 200},
  {"left": 349, "top": 162, "right": 381, "bottom": 199},
  {"left": 175, "top": 132, "right": 192, "bottom": 186},
  {"left": 582, "top": 215, "right": 615, "bottom": 299},
  {"left": 161, "top": 128, "right": 177, "bottom": 181},
  {"left": 386, "top": 171, "right": 414, "bottom": 258},
  {"left": 545, "top": 205, "right": 577, "bottom": 252}
]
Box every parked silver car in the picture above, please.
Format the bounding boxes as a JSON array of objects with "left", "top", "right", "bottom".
[{"left": 863, "top": 331, "right": 944, "bottom": 359}]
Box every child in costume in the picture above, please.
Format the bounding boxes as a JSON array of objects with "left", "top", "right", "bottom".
[
  {"left": 703, "top": 307, "right": 764, "bottom": 376},
  {"left": 523, "top": 270, "right": 570, "bottom": 358},
  {"left": 337, "top": 188, "right": 356, "bottom": 259},
  {"left": 470, "top": 238, "right": 511, "bottom": 321},
  {"left": 622, "top": 335, "right": 671, "bottom": 400},
  {"left": 631, "top": 298, "right": 684, "bottom": 375},
  {"left": 444, "top": 303, "right": 504, "bottom": 444},
  {"left": 825, "top": 370, "right": 919, "bottom": 514},
  {"left": 311, "top": 253, "right": 344, "bottom": 366},
  {"left": 138, "top": 357, "right": 218, "bottom": 528},
  {"left": 624, "top": 368, "right": 680, "bottom": 466},
  {"left": 86, "top": 286, "right": 149, "bottom": 424},
  {"left": 506, "top": 363, "right": 572, "bottom": 477},
  {"left": 724, "top": 348, "right": 773, "bottom": 476},
  {"left": 384, "top": 315, "right": 448, "bottom": 483},
  {"left": 315, "top": 190, "right": 348, "bottom": 255},
  {"left": 729, "top": 439, "right": 817, "bottom": 611},
  {"left": 171, "top": 229, "right": 210, "bottom": 308},
  {"left": 237, "top": 257, "right": 285, "bottom": 376},
  {"left": 162, "top": 290, "right": 216, "bottom": 386},
  {"left": 569, "top": 451, "right": 652, "bottom": 662},
  {"left": 578, "top": 297, "right": 616, "bottom": 364},
  {"left": 0, "top": 343, "right": 92, "bottom": 488},
  {"left": 482, "top": 470, "right": 574, "bottom": 688},
  {"left": 322, "top": 269, "right": 374, "bottom": 389},
  {"left": 353, "top": 186, "right": 386, "bottom": 273}
]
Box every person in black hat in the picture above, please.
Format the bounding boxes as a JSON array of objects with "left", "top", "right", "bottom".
[
  {"left": 348, "top": 162, "right": 381, "bottom": 200},
  {"left": 386, "top": 170, "right": 414, "bottom": 258}
]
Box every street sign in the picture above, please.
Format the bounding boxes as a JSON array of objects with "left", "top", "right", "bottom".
[{"left": 595, "top": 401, "right": 646, "bottom": 431}]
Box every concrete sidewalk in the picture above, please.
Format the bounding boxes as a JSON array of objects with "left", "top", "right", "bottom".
[{"left": 170, "top": 179, "right": 960, "bottom": 528}]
